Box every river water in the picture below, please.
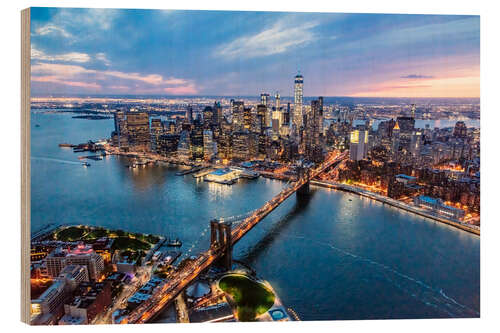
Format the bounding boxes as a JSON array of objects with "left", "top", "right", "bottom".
[{"left": 30, "top": 111, "right": 480, "bottom": 320}]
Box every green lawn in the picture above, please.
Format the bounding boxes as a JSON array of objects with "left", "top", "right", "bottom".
[
  {"left": 219, "top": 274, "right": 275, "bottom": 321},
  {"left": 111, "top": 236, "right": 151, "bottom": 251},
  {"left": 55, "top": 226, "right": 88, "bottom": 241},
  {"left": 83, "top": 228, "right": 109, "bottom": 240}
]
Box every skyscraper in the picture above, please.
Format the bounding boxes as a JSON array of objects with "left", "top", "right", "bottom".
[
  {"left": 126, "top": 112, "right": 151, "bottom": 152},
  {"left": 305, "top": 99, "right": 323, "bottom": 162},
  {"left": 218, "top": 119, "right": 232, "bottom": 162},
  {"left": 231, "top": 101, "right": 245, "bottom": 131},
  {"left": 272, "top": 92, "right": 282, "bottom": 132},
  {"left": 256, "top": 104, "right": 267, "bottom": 132},
  {"left": 453, "top": 121, "right": 467, "bottom": 138},
  {"left": 213, "top": 101, "right": 223, "bottom": 127},
  {"left": 203, "top": 106, "right": 214, "bottom": 126},
  {"left": 349, "top": 129, "right": 369, "bottom": 161},
  {"left": 150, "top": 118, "right": 163, "bottom": 152},
  {"left": 260, "top": 93, "right": 270, "bottom": 107},
  {"left": 185, "top": 105, "right": 193, "bottom": 124},
  {"left": 294, "top": 73, "right": 304, "bottom": 129},
  {"left": 190, "top": 120, "right": 204, "bottom": 161},
  {"left": 243, "top": 107, "right": 253, "bottom": 131}
]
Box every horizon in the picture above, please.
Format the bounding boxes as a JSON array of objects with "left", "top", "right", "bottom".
[
  {"left": 30, "top": 8, "right": 480, "bottom": 98},
  {"left": 30, "top": 94, "right": 480, "bottom": 100}
]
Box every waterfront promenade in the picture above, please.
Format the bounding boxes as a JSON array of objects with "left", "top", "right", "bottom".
[{"left": 311, "top": 180, "right": 480, "bottom": 235}]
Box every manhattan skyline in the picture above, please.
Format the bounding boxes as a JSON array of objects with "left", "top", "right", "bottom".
[{"left": 30, "top": 8, "right": 479, "bottom": 98}]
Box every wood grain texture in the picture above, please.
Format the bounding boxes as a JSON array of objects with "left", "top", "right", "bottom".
[{"left": 21, "top": 7, "right": 31, "bottom": 325}]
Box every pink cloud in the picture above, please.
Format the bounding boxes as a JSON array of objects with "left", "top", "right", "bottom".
[
  {"left": 32, "top": 75, "right": 101, "bottom": 89},
  {"left": 31, "top": 62, "right": 197, "bottom": 95},
  {"left": 163, "top": 84, "right": 198, "bottom": 95}
]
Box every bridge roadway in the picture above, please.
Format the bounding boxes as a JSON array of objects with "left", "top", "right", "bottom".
[{"left": 124, "top": 151, "right": 348, "bottom": 324}]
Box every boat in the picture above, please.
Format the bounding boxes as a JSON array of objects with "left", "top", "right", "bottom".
[
  {"left": 82, "top": 162, "right": 91, "bottom": 167},
  {"left": 167, "top": 238, "right": 182, "bottom": 247},
  {"left": 35, "top": 124, "right": 40, "bottom": 127}
]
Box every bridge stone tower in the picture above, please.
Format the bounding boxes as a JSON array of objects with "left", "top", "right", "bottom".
[
  {"left": 210, "top": 219, "right": 233, "bottom": 270},
  {"left": 296, "top": 165, "right": 311, "bottom": 196}
]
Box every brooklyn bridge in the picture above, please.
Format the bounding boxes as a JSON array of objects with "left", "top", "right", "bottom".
[{"left": 123, "top": 151, "right": 348, "bottom": 324}]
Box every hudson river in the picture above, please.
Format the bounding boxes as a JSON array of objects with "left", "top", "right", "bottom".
[{"left": 31, "top": 111, "right": 480, "bottom": 320}]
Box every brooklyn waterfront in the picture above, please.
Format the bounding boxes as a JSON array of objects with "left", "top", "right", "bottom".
[{"left": 31, "top": 112, "right": 479, "bottom": 321}]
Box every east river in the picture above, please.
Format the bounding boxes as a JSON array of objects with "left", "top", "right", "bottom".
[{"left": 31, "top": 111, "right": 480, "bottom": 320}]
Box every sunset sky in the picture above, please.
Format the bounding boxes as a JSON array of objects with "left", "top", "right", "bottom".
[{"left": 30, "top": 8, "right": 480, "bottom": 98}]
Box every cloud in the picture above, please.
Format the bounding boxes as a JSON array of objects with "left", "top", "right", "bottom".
[
  {"left": 32, "top": 48, "right": 113, "bottom": 66},
  {"left": 400, "top": 74, "right": 435, "bottom": 79},
  {"left": 31, "top": 62, "right": 198, "bottom": 95},
  {"left": 31, "top": 48, "right": 91, "bottom": 63},
  {"left": 95, "top": 53, "right": 111, "bottom": 66},
  {"left": 342, "top": 17, "right": 479, "bottom": 52},
  {"left": 31, "top": 76, "right": 101, "bottom": 90},
  {"left": 33, "top": 24, "right": 72, "bottom": 38},
  {"left": 164, "top": 84, "right": 198, "bottom": 95},
  {"left": 215, "top": 17, "right": 319, "bottom": 60},
  {"left": 103, "top": 71, "right": 188, "bottom": 86},
  {"left": 32, "top": 8, "right": 119, "bottom": 40}
]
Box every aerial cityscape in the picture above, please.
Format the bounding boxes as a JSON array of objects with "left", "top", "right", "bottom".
[{"left": 28, "top": 8, "right": 480, "bottom": 325}]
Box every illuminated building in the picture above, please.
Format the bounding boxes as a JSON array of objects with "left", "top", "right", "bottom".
[
  {"left": 261, "top": 93, "right": 270, "bottom": 107},
  {"left": 256, "top": 104, "right": 267, "bottom": 132},
  {"left": 410, "top": 131, "right": 423, "bottom": 157},
  {"left": 272, "top": 92, "right": 282, "bottom": 132},
  {"left": 203, "top": 106, "right": 214, "bottom": 126},
  {"left": 190, "top": 120, "right": 204, "bottom": 161},
  {"left": 260, "top": 93, "right": 270, "bottom": 126},
  {"left": 112, "top": 111, "right": 128, "bottom": 150},
  {"left": 217, "top": 119, "right": 232, "bottom": 162},
  {"left": 203, "top": 129, "right": 216, "bottom": 161},
  {"left": 205, "top": 168, "right": 240, "bottom": 184},
  {"left": 59, "top": 282, "right": 112, "bottom": 324},
  {"left": 64, "top": 243, "right": 105, "bottom": 281},
  {"left": 126, "top": 112, "right": 151, "bottom": 152},
  {"left": 394, "top": 116, "right": 415, "bottom": 155},
  {"left": 30, "top": 280, "right": 70, "bottom": 325},
  {"left": 213, "top": 101, "right": 223, "bottom": 127},
  {"left": 157, "top": 134, "right": 180, "bottom": 156},
  {"left": 150, "top": 118, "right": 163, "bottom": 152},
  {"left": 391, "top": 121, "right": 400, "bottom": 159},
  {"left": 305, "top": 99, "right": 324, "bottom": 162},
  {"left": 176, "top": 130, "right": 191, "bottom": 160},
  {"left": 232, "top": 131, "right": 257, "bottom": 161},
  {"left": 57, "top": 265, "right": 89, "bottom": 291},
  {"left": 414, "top": 195, "right": 465, "bottom": 220},
  {"left": 45, "top": 247, "right": 67, "bottom": 278},
  {"left": 349, "top": 129, "right": 368, "bottom": 161},
  {"left": 185, "top": 105, "right": 193, "bottom": 124},
  {"left": 243, "top": 107, "right": 253, "bottom": 130},
  {"left": 453, "top": 121, "right": 467, "bottom": 138},
  {"left": 293, "top": 73, "right": 304, "bottom": 129},
  {"left": 231, "top": 101, "right": 245, "bottom": 131}
]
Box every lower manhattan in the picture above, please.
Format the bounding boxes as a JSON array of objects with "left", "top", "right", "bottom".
[{"left": 28, "top": 8, "right": 480, "bottom": 325}]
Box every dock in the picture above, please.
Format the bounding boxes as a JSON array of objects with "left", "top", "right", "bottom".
[
  {"left": 176, "top": 165, "right": 205, "bottom": 176},
  {"left": 192, "top": 168, "right": 215, "bottom": 178}
]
